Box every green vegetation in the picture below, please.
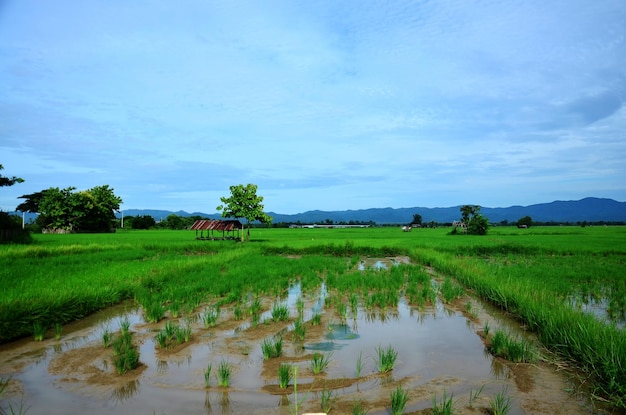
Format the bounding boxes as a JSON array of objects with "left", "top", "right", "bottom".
[
  {"left": 0, "top": 226, "right": 625, "bottom": 407},
  {"left": 320, "top": 388, "right": 336, "bottom": 413},
  {"left": 204, "top": 363, "right": 212, "bottom": 387},
  {"left": 431, "top": 389, "right": 454, "bottom": 415},
  {"left": 390, "top": 385, "right": 409, "bottom": 415},
  {"left": 216, "top": 360, "right": 233, "bottom": 387},
  {"left": 261, "top": 336, "right": 283, "bottom": 359},
  {"left": 310, "top": 352, "right": 332, "bottom": 374},
  {"left": 111, "top": 330, "right": 140, "bottom": 375},
  {"left": 375, "top": 345, "right": 398, "bottom": 373},
  {"left": 490, "top": 387, "right": 512, "bottom": 415},
  {"left": 278, "top": 363, "right": 292, "bottom": 389},
  {"left": 489, "top": 329, "right": 538, "bottom": 363}
]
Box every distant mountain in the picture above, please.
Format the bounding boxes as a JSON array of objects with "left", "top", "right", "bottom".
[{"left": 113, "top": 197, "right": 625, "bottom": 224}]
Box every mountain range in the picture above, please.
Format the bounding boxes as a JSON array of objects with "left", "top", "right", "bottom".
[{"left": 116, "top": 197, "right": 625, "bottom": 224}]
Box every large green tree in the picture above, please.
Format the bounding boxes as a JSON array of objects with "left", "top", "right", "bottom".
[
  {"left": 216, "top": 184, "right": 272, "bottom": 241},
  {"left": 459, "top": 204, "right": 489, "bottom": 235},
  {"left": 17, "top": 185, "right": 122, "bottom": 232}
]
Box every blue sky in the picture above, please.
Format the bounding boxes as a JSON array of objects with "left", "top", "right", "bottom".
[{"left": 1, "top": 1, "right": 625, "bottom": 214}]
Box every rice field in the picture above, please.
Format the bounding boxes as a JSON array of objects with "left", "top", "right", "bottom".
[{"left": 0, "top": 225, "right": 625, "bottom": 411}]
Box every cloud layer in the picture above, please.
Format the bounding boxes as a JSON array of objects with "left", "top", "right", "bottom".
[{"left": 1, "top": 0, "right": 625, "bottom": 213}]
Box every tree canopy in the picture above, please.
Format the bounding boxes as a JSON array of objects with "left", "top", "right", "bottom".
[
  {"left": 216, "top": 184, "right": 272, "bottom": 241},
  {"left": 17, "top": 185, "right": 122, "bottom": 232},
  {"left": 0, "top": 164, "right": 24, "bottom": 188},
  {"left": 458, "top": 204, "right": 489, "bottom": 235}
]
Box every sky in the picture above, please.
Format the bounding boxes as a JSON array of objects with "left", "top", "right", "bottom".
[{"left": 1, "top": 1, "right": 625, "bottom": 214}]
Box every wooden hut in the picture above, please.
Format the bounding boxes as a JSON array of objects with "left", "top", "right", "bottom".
[{"left": 190, "top": 219, "right": 243, "bottom": 240}]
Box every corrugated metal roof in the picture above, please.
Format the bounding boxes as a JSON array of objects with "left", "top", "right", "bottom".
[{"left": 190, "top": 219, "right": 242, "bottom": 231}]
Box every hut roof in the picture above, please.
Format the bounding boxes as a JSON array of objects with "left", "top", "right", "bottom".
[{"left": 190, "top": 219, "right": 242, "bottom": 231}]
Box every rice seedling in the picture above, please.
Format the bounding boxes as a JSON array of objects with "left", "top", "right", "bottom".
[
  {"left": 441, "top": 277, "right": 464, "bottom": 303},
  {"left": 320, "top": 388, "right": 336, "bottom": 413},
  {"left": 310, "top": 352, "right": 332, "bottom": 374},
  {"left": 311, "top": 312, "right": 322, "bottom": 326},
  {"left": 102, "top": 328, "right": 113, "bottom": 348},
  {"left": 337, "top": 301, "right": 348, "bottom": 323},
  {"left": 355, "top": 350, "right": 364, "bottom": 378},
  {"left": 468, "top": 384, "right": 486, "bottom": 409},
  {"left": 111, "top": 331, "right": 140, "bottom": 375},
  {"left": 204, "top": 362, "right": 212, "bottom": 387},
  {"left": 278, "top": 363, "right": 292, "bottom": 389},
  {"left": 489, "top": 329, "right": 537, "bottom": 363},
  {"left": 248, "top": 298, "right": 262, "bottom": 316},
  {"left": 33, "top": 321, "right": 45, "bottom": 341},
  {"left": 54, "top": 322, "right": 62, "bottom": 340},
  {"left": 349, "top": 293, "right": 359, "bottom": 316},
  {"left": 431, "top": 389, "right": 454, "bottom": 415},
  {"left": 292, "top": 317, "right": 306, "bottom": 342},
  {"left": 155, "top": 330, "right": 168, "bottom": 349},
  {"left": 144, "top": 301, "right": 165, "bottom": 323},
  {"left": 271, "top": 302, "right": 290, "bottom": 322},
  {"left": 296, "top": 296, "right": 305, "bottom": 316},
  {"left": 168, "top": 301, "right": 181, "bottom": 318},
  {"left": 202, "top": 307, "right": 220, "bottom": 328},
  {"left": 483, "top": 321, "right": 491, "bottom": 337},
  {"left": 233, "top": 304, "right": 243, "bottom": 320},
  {"left": 163, "top": 320, "right": 177, "bottom": 339},
  {"left": 375, "top": 344, "right": 398, "bottom": 373},
  {"left": 217, "top": 360, "right": 232, "bottom": 387},
  {"left": 261, "top": 336, "right": 283, "bottom": 359},
  {"left": 119, "top": 316, "right": 131, "bottom": 334},
  {"left": 490, "top": 387, "right": 512, "bottom": 415},
  {"left": 390, "top": 385, "right": 409, "bottom": 415},
  {"left": 351, "top": 400, "right": 368, "bottom": 415}
]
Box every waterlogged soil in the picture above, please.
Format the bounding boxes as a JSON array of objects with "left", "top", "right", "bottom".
[{"left": 0, "top": 263, "right": 609, "bottom": 415}]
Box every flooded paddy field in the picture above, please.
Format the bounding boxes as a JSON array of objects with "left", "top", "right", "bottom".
[{"left": 0, "top": 259, "right": 607, "bottom": 415}]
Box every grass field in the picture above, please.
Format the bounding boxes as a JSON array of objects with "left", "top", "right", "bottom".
[{"left": 1, "top": 225, "right": 625, "bottom": 407}]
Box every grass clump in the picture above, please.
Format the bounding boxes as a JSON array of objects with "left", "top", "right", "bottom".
[
  {"left": 431, "top": 389, "right": 454, "bottom": 415},
  {"left": 202, "top": 307, "right": 220, "bottom": 328},
  {"left": 310, "top": 352, "right": 332, "bottom": 374},
  {"left": 204, "top": 363, "right": 212, "bottom": 387},
  {"left": 216, "top": 360, "right": 232, "bottom": 387},
  {"left": 154, "top": 320, "right": 192, "bottom": 349},
  {"left": 111, "top": 331, "right": 140, "bottom": 375},
  {"left": 271, "top": 302, "right": 289, "bottom": 322},
  {"left": 489, "top": 329, "right": 537, "bottom": 363},
  {"left": 278, "top": 363, "right": 292, "bottom": 389},
  {"left": 292, "top": 317, "right": 306, "bottom": 342},
  {"left": 320, "top": 388, "right": 336, "bottom": 413},
  {"left": 375, "top": 344, "right": 398, "bottom": 373},
  {"left": 33, "top": 321, "right": 45, "bottom": 341},
  {"left": 261, "top": 336, "right": 283, "bottom": 359},
  {"left": 390, "top": 385, "right": 409, "bottom": 415},
  {"left": 490, "top": 387, "right": 512, "bottom": 415}
]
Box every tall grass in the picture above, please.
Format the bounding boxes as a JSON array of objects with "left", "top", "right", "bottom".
[
  {"left": 390, "top": 385, "right": 409, "bottom": 415},
  {"left": 375, "top": 345, "right": 398, "bottom": 373}
]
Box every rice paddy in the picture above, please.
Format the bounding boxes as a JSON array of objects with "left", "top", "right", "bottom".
[{"left": 0, "top": 226, "right": 624, "bottom": 414}]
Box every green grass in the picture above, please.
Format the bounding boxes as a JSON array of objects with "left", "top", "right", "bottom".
[
  {"left": 310, "top": 352, "right": 332, "bottom": 374},
  {"left": 278, "top": 363, "right": 292, "bottom": 389},
  {"left": 490, "top": 387, "right": 512, "bottom": 415},
  {"left": 217, "top": 360, "right": 233, "bottom": 387},
  {"left": 1, "top": 227, "right": 625, "bottom": 407},
  {"left": 261, "top": 336, "right": 283, "bottom": 359},
  {"left": 431, "top": 389, "right": 454, "bottom": 415},
  {"left": 111, "top": 331, "right": 140, "bottom": 375},
  {"left": 390, "top": 385, "right": 409, "bottom": 415},
  {"left": 375, "top": 344, "right": 398, "bottom": 373},
  {"left": 204, "top": 362, "right": 212, "bottom": 387}
]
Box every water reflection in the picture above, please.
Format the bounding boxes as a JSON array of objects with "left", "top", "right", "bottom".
[{"left": 111, "top": 379, "right": 140, "bottom": 403}]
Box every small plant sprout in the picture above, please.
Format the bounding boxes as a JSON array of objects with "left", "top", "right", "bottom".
[
  {"left": 431, "top": 389, "right": 454, "bottom": 415},
  {"left": 119, "top": 316, "right": 131, "bottom": 333},
  {"left": 375, "top": 344, "right": 398, "bottom": 373},
  {"left": 320, "top": 388, "right": 336, "bottom": 413},
  {"left": 311, "top": 312, "right": 322, "bottom": 326},
  {"left": 217, "top": 360, "right": 233, "bottom": 387},
  {"left": 33, "top": 321, "right": 45, "bottom": 341},
  {"left": 483, "top": 321, "right": 491, "bottom": 337},
  {"left": 390, "top": 385, "right": 409, "bottom": 415},
  {"left": 490, "top": 386, "right": 513, "bottom": 415},
  {"left": 296, "top": 296, "right": 305, "bottom": 316},
  {"left": 202, "top": 307, "right": 219, "bottom": 328},
  {"left": 356, "top": 350, "right": 364, "bottom": 378},
  {"left": 204, "top": 363, "right": 212, "bottom": 387},
  {"left": 278, "top": 363, "right": 292, "bottom": 389},
  {"left": 469, "top": 384, "right": 486, "bottom": 409},
  {"left": 271, "top": 302, "right": 289, "bottom": 322},
  {"left": 292, "top": 317, "right": 306, "bottom": 342},
  {"left": 102, "top": 328, "right": 113, "bottom": 348},
  {"left": 351, "top": 400, "right": 367, "bottom": 415},
  {"left": 54, "top": 322, "right": 62, "bottom": 340},
  {"left": 310, "top": 352, "right": 332, "bottom": 374}
]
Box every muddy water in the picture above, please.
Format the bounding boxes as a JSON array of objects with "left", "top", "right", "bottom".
[{"left": 0, "top": 281, "right": 604, "bottom": 414}]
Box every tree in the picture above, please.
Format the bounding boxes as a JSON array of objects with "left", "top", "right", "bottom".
[
  {"left": 216, "top": 184, "right": 272, "bottom": 241},
  {"left": 459, "top": 204, "right": 489, "bottom": 235},
  {"left": 0, "top": 164, "right": 30, "bottom": 243},
  {"left": 412, "top": 213, "right": 423, "bottom": 226},
  {"left": 516, "top": 216, "right": 532, "bottom": 228},
  {"left": 16, "top": 185, "right": 122, "bottom": 232},
  {"left": 0, "top": 164, "right": 24, "bottom": 188}
]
